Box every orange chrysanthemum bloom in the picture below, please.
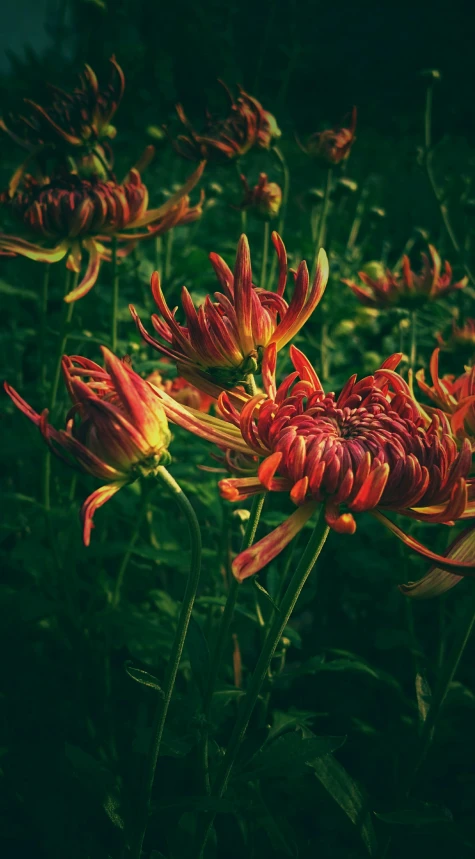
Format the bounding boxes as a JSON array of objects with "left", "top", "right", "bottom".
[
  {"left": 239, "top": 173, "right": 282, "bottom": 219},
  {"left": 4, "top": 349, "right": 171, "bottom": 545},
  {"left": 131, "top": 233, "right": 328, "bottom": 392},
  {"left": 0, "top": 163, "right": 204, "bottom": 301},
  {"left": 170, "top": 81, "right": 281, "bottom": 162},
  {"left": 298, "top": 108, "right": 357, "bottom": 165},
  {"left": 344, "top": 246, "right": 467, "bottom": 309},
  {"left": 416, "top": 348, "right": 475, "bottom": 446},
  {"left": 149, "top": 347, "right": 475, "bottom": 584}
]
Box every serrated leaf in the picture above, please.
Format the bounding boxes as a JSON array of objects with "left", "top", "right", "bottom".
[{"left": 125, "top": 663, "right": 164, "bottom": 694}]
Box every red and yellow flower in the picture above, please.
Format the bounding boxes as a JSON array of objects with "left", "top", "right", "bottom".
[
  {"left": 436, "top": 318, "right": 475, "bottom": 353},
  {"left": 4, "top": 348, "right": 171, "bottom": 545},
  {"left": 149, "top": 347, "right": 475, "bottom": 582},
  {"left": 344, "top": 246, "right": 467, "bottom": 309},
  {"left": 0, "top": 162, "right": 204, "bottom": 301},
  {"left": 0, "top": 56, "right": 125, "bottom": 174},
  {"left": 146, "top": 367, "right": 214, "bottom": 413},
  {"left": 298, "top": 108, "right": 357, "bottom": 165},
  {"left": 239, "top": 173, "right": 282, "bottom": 219},
  {"left": 170, "top": 81, "right": 281, "bottom": 162},
  {"left": 416, "top": 348, "right": 475, "bottom": 446},
  {"left": 131, "top": 232, "right": 328, "bottom": 393}
]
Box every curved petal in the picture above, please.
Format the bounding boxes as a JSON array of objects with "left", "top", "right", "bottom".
[
  {"left": 400, "top": 528, "right": 475, "bottom": 599},
  {"left": 232, "top": 501, "right": 318, "bottom": 581},
  {"left": 64, "top": 240, "right": 101, "bottom": 302},
  {"left": 128, "top": 162, "right": 206, "bottom": 228},
  {"left": 81, "top": 482, "right": 126, "bottom": 546},
  {"left": 372, "top": 510, "right": 475, "bottom": 573}
]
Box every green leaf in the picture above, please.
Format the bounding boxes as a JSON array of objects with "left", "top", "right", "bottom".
[
  {"left": 415, "top": 672, "right": 432, "bottom": 723},
  {"left": 242, "top": 731, "right": 346, "bottom": 780},
  {"left": 311, "top": 754, "right": 378, "bottom": 857},
  {"left": 185, "top": 612, "right": 210, "bottom": 698},
  {"left": 125, "top": 662, "right": 164, "bottom": 694},
  {"left": 253, "top": 578, "right": 280, "bottom": 612},
  {"left": 374, "top": 803, "right": 453, "bottom": 825}
]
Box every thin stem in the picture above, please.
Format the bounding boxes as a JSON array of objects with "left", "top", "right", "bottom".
[
  {"left": 313, "top": 168, "right": 333, "bottom": 382},
  {"left": 267, "top": 146, "right": 290, "bottom": 288},
  {"left": 409, "top": 310, "right": 417, "bottom": 376},
  {"left": 200, "top": 493, "right": 266, "bottom": 793},
  {"left": 43, "top": 268, "right": 77, "bottom": 511},
  {"left": 260, "top": 220, "right": 270, "bottom": 289},
  {"left": 164, "top": 229, "right": 174, "bottom": 280},
  {"left": 111, "top": 237, "right": 119, "bottom": 352},
  {"left": 195, "top": 509, "right": 330, "bottom": 857},
  {"left": 39, "top": 265, "right": 50, "bottom": 390},
  {"left": 111, "top": 485, "right": 151, "bottom": 609},
  {"left": 154, "top": 234, "right": 163, "bottom": 280},
  {"left": 423, "top": 81, "right": 475, "bottom": 284},
  {"left": 127, "top": 467, "right": 202, "bottom": 859},
  {"left": 406, "top": 586, "right": 475, "bottom": 793}
]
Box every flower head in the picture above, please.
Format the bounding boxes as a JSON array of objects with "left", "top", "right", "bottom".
[
  {"left": 0, "top": 162, "right": 204, "bottom": 301},
  {"left": 170, "top": 81, "right": 281, "bottom": 163},
  {"left": 436, "top": 318, "right": 475, "bottom": 354},
  {"left": 4, "top": 348, "right": 171, "bottom": 545},
  {"left": 130, "top": 233, "right": 328, "bottom": 393},
  {"left": 0, "top": 57, "right": 124, "bottom": 163},
  {"left": 299, "top": 108, "right": 357, "bottom": 165},
  {"left": 149, "top": 348, "right": 475, "bottom": 581},
  {"left": 416, "top": 348, "right": 475, "bottom": 446},
  {"left": 146, "top": 367, "right": 214, "bottom": 413},
  {"left": 344, "top": 246, "right": 467, "bottom": 309},
  {"left": 239, "top": 173, "right": 282, "bottom": 219}
]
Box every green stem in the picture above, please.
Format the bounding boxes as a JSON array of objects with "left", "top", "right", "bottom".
[
  {"left": 260, "top": 220, "right": 270, "bottom": 289},
  {"left": 127, "top": 466, "right": 202, "bottom": 859},
  {"left": 423, "top": 81, "right": 475, "bottom": 284},
  {"left": 406, "top": 586, "right": 475, "bottom": 793},
  {"left": 409, "top": 310, "right": 417, "bottom": 377},
  {"left": 313, "top": 168, "right": 332, "bottom": 382},
  {"left": 200, "top": 493, "right": 266, "bottom": 793},
  {"left": 111, "top": 485, "right": 151, "bottom": 610},
  {"left": 267, "top": 146, "right": 290, "bottom": 288},
  {"left": 154, "top": 234, "right": 163, "bottom": 280},
  {"left": 43, "top": 268, "right": 77, "bottom": 511},
  {"left": 195, "top": 508, "right": 329, "bottom": 857},
  {"left": 40, "top": 265, "right": 50, "bottom": 390},
  {"left": 164, "top": 229, "right": 174, "bottom": 280},
  {"left": 111, "top": 237, "right": 119, "bottom": 352}
]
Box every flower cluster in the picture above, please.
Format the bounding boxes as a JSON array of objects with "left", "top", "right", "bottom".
[
  {"left": 416, "top": 348, "right": 475, "bottom": 447},
  {"left": 344, "top": 246, "right": 467, "bottom": 309},
  {"left": 170, "top": 81, "right": 281, "bottom": 162}
]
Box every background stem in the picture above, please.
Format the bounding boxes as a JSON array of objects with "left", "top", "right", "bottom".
[
  {"left": 195, "top": 509, "right": 330, "bottom": 857},
  {"left": 111, "top": 237, "right": 119, "bottom": 352},
  {"left": 127, "top": 466, "right": 202, "bottom": 859}
]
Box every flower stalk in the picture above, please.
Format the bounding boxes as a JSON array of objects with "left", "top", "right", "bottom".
[
  {"left": 128, "top": 466, "right": 202, "bottom": 859},
  {"left": 194, "top": 508, "right": 330, "bottom": 857},
  {"left": 111, "top": 236, "right": 119, "bottom": 353}
]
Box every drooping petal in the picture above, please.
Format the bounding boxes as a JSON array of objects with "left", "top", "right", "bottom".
[
  {"left": 372, "top": 510, "right": 475, "bottom": 574},
  {"left": 400, "top": 528, "right": 475, "bottom": 599},
  {"left": 232, "top": 501, "right": 318, "bottom": 581},
  {"left": 81, "top": 482, "right": 126, "bottom": 546},
  {"left": 64, "top": 239, "right": 101, "bottom": 302}
]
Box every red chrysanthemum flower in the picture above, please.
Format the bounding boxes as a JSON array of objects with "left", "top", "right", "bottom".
[
  {"left": 298, "top": 108, "right": 357, "bottom": 165},
  {"left": 343, "top": 246, "right": 467, "bottom": 309},
  {"left": 170, "top": 81, "right": 281, "bottom": 162},
  {"left": 0, "top": 163, "right": 204, "bottom": 301},
  {"left": 239, "top": 172, "right": 282, "bottom": 219},
  {"left": 416, "top": 348, "right": 475, "bottom": 446},
  {"left": 130, "top": 233, "right": 328, "bottom": 393},
  {"left": 149, "top": 348, "right": 475, "bottom": 583},
  {"left": 4, "top": 349, "right": 171, "bottom": 545},
  {"left": 0, "top": 56, "right": 124, "bottom": 160}
]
